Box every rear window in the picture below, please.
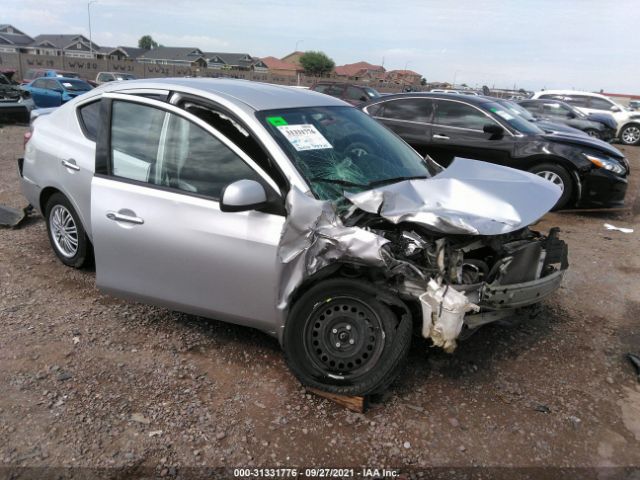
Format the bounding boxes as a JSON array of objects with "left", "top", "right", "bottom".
[{"left": 77, "top": 101, "right": 101, "bottom": 141}]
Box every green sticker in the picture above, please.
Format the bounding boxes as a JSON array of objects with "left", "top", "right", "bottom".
[{"left": 267, "top": 116, "right": 288, "bottom": 126}]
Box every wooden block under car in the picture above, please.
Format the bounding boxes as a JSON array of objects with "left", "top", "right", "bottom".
[{"left": 306, "top": 387, "right": 369, "bottom": 413}]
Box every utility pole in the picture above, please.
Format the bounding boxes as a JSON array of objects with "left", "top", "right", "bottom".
[
  {"left": 295, "top": 39, "right": 303, "bottom": 52},
  {"left": 88, "top": 1, "right": 97, "bottom": 57}
]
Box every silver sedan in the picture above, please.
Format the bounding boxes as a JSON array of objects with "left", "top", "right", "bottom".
[{"left": 18, "top": 78, "right": 568, "bottom": 395}]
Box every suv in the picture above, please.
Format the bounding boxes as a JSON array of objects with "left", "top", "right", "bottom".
[
  {"left": 531, "top": 90, "right": 640, "bottom": 145},
  {"left": 96, "top": 72, "right": 137, "bottom": 85},
  {"left": 361, "top": 93, "right": 628, "bottom": 209},
  {"left": 311, "top": 82, "right": 381, "bottom": 105},
  {"left": 19, "top": 78, "right": 568, "bottom": 395}
]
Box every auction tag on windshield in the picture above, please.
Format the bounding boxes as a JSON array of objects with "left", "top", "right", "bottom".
[
  {"left": 62, "top": 82, "right": 73, "bottom": 88},
  {"left": 277, "top": 124, "right": 333, "bottom": 151},
  {"left": 491, "top": 108, "right": 514, "bottom": 121}
]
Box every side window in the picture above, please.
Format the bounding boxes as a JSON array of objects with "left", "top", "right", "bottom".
[
  {"left": 365, "top": 102, "right": 384, "bottom": 116},
  {"left": 314, "top": 84, "right": 329, "bottom": 93},
  {"left": 323, "top": 84, "right": 345, "bottom": 97},
  {"left": 77, "top": 101, "right": 100, "bottom": 141},
  {"left": 158, "top": 113, "right": 262, "bottom": 198},
  {"left": 434, "top": 100, "right": 489, "bottom": 129},
  {"left": 379, "top": 99, "right": 432, "bottom": 123},
  {"left": 543, "top": 103, "right": 569, "bottom": 117},
  {"left": 520, "top": 102, "right": 541, "bottom": 114},
  {"left": 44, "top": 79, "right": 60, "bottom": 91},
  {"left": 588, "top": 97, "right": 614, "bottom": 110},
  {"left": 563, "top": 95, "right": 589, "bottom": 108},
  {"left": 110, "top": 101, "right": 165, "bottom": 182},
  {"left": 345, "top": 86, "right": 366, "bottom": 102},
  {"left": 32, "top": 79, "right": 46, "bottom": 88}
]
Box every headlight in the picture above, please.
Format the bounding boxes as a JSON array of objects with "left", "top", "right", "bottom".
[{"left": 584, "top": 154, "right": 626, "bottom": 175}]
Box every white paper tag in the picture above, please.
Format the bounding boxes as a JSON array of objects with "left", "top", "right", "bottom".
[
  {"left": 62, "top": 82, "right": 73, "bottom": 88},
  {"left": 277, "top": 124, "right": 332, "bottom": 151},
  {"left": 494, "top": 110, "right": 514, "bottom": 121}
]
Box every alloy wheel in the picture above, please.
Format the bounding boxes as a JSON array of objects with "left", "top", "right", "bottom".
[
  {"left": 49, "top": 205, "right": 78, "bottom": 258},
  {"left": 622, "top": 126, "right": 640, "bottom": 145},
  {"left": 535, "top": 171, "right": 565, "bottom": 192}
]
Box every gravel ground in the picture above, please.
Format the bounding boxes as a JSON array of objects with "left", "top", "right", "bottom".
[{"left": 1, "top": 124, "right": 640, "bottom": 478}]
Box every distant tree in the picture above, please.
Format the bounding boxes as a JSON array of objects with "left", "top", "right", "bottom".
[
  {"left": 138, "top": 35, "right": 159, "bottom": 50},
  {"left": 299, "top": 51, "right": 335, "bottom": 76},
  {"left": 461, "top": 83, "right": 468, "bottom": 88},
  {"left": 420, "top": 77, "right": 427, "bottom": 86}
]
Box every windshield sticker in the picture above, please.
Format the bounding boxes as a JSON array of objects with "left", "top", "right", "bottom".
[
  {"left": 277, "top": 124, "right": 333, "bottom": 151},
  {"left": 267, "top": 116, "right": 288, "bottom": 126},
  {"left": 491, "top": 108, "right": 515, "bottom": 121},
  {"left": 62, "top": 82, "right": 73, "bottom": 88}
]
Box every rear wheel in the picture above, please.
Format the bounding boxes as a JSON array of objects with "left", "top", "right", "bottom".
[
  {"left": 44, "top": 193, "right": 90, "bottom": 268},
  {"left": 528, "top": 163, "right": 574, "bottom": 210},
  {"left": 620, "top": 124, "right": 640, "bottom": 146},
  {"left": 284, "top": 279, "right": 412, "bottom": 396}
]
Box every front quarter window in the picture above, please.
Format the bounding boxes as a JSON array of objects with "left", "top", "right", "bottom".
[{"left": 257, "top": 106, "right": 431, "bottom": 202}]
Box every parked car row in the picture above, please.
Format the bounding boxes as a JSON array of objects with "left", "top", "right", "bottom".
[
  {"left": 360, "top": 92, "right": 628, "bottom": 210},
  {"left": 0, "top": 70, "right": 34, "bottom": 123}
]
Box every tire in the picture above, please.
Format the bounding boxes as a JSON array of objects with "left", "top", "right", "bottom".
[
  {"left": 44, "top": 193, "right": 91, "bottom": 268},
  {"left": 620, "top": 123, "right": 640, "bottom": 146},
  {"left": 528, "top": 163, "right": 574, "bottom": 210},
  {"left": 283, "top": 278, "right": 412, "bottom": 396},
  {"left": 584, "top": 128, "right": 600, "bottom": 139}
]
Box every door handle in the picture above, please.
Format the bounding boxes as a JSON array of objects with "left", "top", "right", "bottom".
[
  {"left": 61, "top": 159, "right": 80, "bottom": 171},
  {"left": 106, "top": 211, "right": 144, "bottom": 225},
  {"left": 433, "top": 134, "right": 450, "bottom": 140}
]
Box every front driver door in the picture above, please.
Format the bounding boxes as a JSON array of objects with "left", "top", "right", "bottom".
[{"left": 91, "top": 94, "right": 285, "bottom": 332}]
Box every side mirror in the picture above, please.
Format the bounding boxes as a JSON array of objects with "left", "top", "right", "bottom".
[
  {"left": 220, "top": 179, "right": 267, "bottom": 213},
  {"left": 359, "top": 96, "right": 368, "bottom": 102},
  {"left": 567, "top": 112, "right": 576, "bottom": 119},
  {"left": 483, "top": 124, "right": 504, "bottom": 139},
  {"left": 610, "top": 106, "right": 621, "bottom": 112}
]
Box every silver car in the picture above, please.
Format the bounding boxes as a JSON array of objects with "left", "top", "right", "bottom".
[{"left": 19, "top": 78, "right": 568, "bottom": 395}]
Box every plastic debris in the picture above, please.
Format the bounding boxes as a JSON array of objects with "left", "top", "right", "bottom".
[
  {"left": 604, "top": 223, "right": 633, "bottom": 234},
  {"left": 0, "top": 204, "right": 32, "bottom": 228},
  {"left": 628, "top": 353, "right": 640, "bottom": 382}
]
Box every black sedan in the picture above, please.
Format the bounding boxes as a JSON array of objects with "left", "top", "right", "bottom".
[
  {"left": 518, "top": 99, "right": 617, "bottom": 141},
  {"left": 360, "top": 93, "right": 628, "bottom": 210}
]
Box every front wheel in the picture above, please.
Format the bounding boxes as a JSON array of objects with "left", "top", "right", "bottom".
[
  {"left": 283, "top": 279, "right": 412, "bottom": 396},
  {"left": 528, "top": 163, "right": 574, "bottom": 210},
  {"left": 44, "top": 193, "right": 91, "bottom": 268},
  {"left": 584, "top": 128, "right": 601, "bottom": 139},
  {"left": 620, "top": 124, "right": 640, "bottom": 146}
]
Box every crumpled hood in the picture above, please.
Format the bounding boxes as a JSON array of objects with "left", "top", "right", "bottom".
[
  {"left": 345, "top": 158, "right": 561, "bottom": 236},
  {"left": 542, "top": 132, "right": 623, "bottom": 158}
]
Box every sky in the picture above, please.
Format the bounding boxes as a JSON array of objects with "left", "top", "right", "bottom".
[{"left": 2, "top": 0, "right": 638, "bottom": 92}]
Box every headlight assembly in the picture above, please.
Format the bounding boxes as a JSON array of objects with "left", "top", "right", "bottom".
[{"left": 584, "top": 154, "right": 626, "bottom": 175}]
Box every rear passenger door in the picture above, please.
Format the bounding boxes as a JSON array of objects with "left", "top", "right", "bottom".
[
  {"left": 91, "top": 94, "right": 285, "bottom": 332},
  {"left": 429, "top": 99, "right": 513, "bottom": 167},
  {"left": 368, "top": 98, "right": 433, "bottom": 155}
]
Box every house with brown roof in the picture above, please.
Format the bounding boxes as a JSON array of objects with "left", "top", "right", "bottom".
[
  {"left": 280, "top": 51, "right": 305, "bottom": 66},
  {"left": 334, "top": 61, "right": 385, "bottom": 81},
  {"left": 386, "top": 69, "right": 423, "bottom": 86},
  {"left": 261, "top": 56, "right": 303, "bottom": 76}
]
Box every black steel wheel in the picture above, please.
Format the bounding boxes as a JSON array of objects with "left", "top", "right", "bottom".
[{"left": 284, "top": 278, "right": 412, "bottom": 396}]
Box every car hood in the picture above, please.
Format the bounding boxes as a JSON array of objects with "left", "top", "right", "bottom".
[
  {"left": 542, "top": 132, "right": 623, "bottom": 158},
  {"left": 535, "top": 120, "right": 588, "bottom": 136},
  {"left": 344, "top": 158, "right": 561, "bottom": 236},
  {"left": 587, "top": 112, "right": 617, "bottom": 130}
]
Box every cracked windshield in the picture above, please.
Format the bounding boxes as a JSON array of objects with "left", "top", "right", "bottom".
[{"left": 259, "top": 106, "right": 432, "bottom": 202}]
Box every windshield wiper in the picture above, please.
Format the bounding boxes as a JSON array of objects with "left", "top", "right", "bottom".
[
  {"left": 309, "top": 177, "right": 370, "bottom": 188},
  {"left": 367, "top": 175, "right": 428, "bottom": 188}
]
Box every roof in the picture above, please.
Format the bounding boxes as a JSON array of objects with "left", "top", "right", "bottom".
[
  {"left": 0, "top": 24, "right": 34, "bottom": 46},
  {"left": 388, "top": 69, "right": 421, "bottom": 76},
  {"left": 109, "top": 46, "right": 148, "bottom": 58},
  {"left": 261, "top": 56, "right": 302, "bottom": 72},
  {"left": 31, "top": 34, "right": 100, "bottom": 50},
  {"left": 335, "top": 61, "right": 385, "bottom": 77},
  {"left": 205, "top": 52, "right": 254, "bottom": 67},
  {"left": 368, "top": 92, "right": 494, "bottom": 105},
  {"left": 103, "top": 77, "right": 346, "bottom": 110},
  {"left": 137, "top": 46, "right": 205, "bottom": 61}
]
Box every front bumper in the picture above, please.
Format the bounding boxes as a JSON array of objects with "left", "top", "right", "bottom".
[{"left": 580, "top": 168, "right": 628, "bottom": 207}]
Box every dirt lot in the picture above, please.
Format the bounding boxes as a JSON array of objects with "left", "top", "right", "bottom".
[{"left": 1, "top": 124, "right": 640, "bottom": 478}]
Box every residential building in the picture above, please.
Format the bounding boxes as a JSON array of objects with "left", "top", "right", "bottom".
[
  {"left": 0, "top": 25, "right": 34, "bottom": 53},
  {"left": 334, "top": 61, "right": 385, "bottom": 81},
  {"left": 205, "top": 52, "right": 267, "bottom": 71},
  {"left": 281, "top": 51, "right": 304, "bottom": 66},
  {"left": 386, "top": 69, "right": 423, "bottom": 86},
  {"left": 261, "top": 56, "right": 303, "bottom": 76},
  {"left": 25, "top": 34, "right": 101, "bottom": 57},
  {"left": 108, "top": 46, "right": 148, "bottom": 61},
  {"left": 136, "top": 47, "right": 208, "bottom": 68}
]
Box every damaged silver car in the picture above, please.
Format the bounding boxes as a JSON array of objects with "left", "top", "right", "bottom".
[{"left": 19, "top": 79, "right": 568, "bottom": 395}]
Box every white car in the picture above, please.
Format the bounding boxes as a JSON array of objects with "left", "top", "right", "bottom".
[{"left": 531, "top": 90, "right": 640, "bottom": 145}]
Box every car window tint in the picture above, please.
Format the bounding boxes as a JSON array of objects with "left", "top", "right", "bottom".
[
  {"left": 543, "top": 103, "right": 570, "bottom": 117},
  {"left": 158, "top": 113, "right": 262, "bottom": 199},
  {"left": 434, "top": 100, "right": 488, "bottom": 129},
  {"left": 589, "top": 97, "right": 614, "bottom": 110},
  {"left": 519, "top": 102, "right": 541, "bottom": 114},
  {"left": 563, "top": 95, "right": 589, "bottom": 108},
  {"left": 32, "top": 79, "right": 46, "bottom": 88},
  {"left": 345, "top": 86, "right": 365, "bottom": 101},
  {"left": 380, "top": 98, "right": 432, "bottom": 122},
  {"left": 77, "top": 101, "right": 100, "bottom": 141},
  {"left": 314, "top": 84, "right": 329, "bottom": 93},
  {"left": 44, "top": 79, "right": 60, "bottom": 90},
  {"left": 110, "top": 101, "right": 165, "bottom": 182},
  {"left": 366, "top": 103, "right": 384, "bottom": 116}
]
